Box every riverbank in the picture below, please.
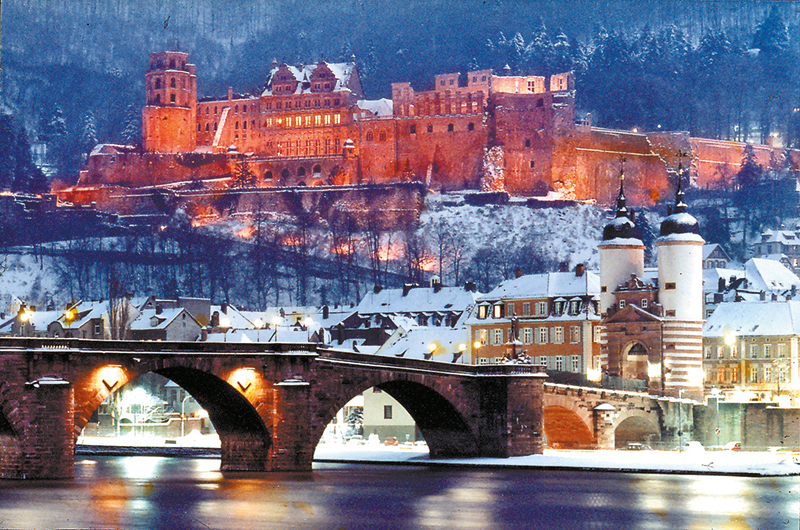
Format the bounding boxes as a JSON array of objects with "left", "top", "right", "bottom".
[{"left": 77, "top": 436, "right": 800, "bottom": 476}]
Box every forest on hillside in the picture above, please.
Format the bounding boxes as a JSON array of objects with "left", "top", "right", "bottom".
[{"left": 2, "top": 1, "right": 800, "bottom": 188}]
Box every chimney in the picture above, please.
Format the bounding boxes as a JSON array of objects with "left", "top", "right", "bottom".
[
  {"left": 156, "top": 304, "right": 163, "bottom": 315},
  {"left": 373, "top": 285, "right": 382, "bottom": 294},
  {"left": 772, "top": 292, "right": 778, "bottom": 301},
  {"left": 667, "top": 205, "right": 673, "bottom": 216},
  {"left": 575, "top": 263, "right": 585, "bottom": 277},
  {"left": 713, "top": 293, "right": 723, "bottom": 303},
  {"left": 228, "top": 86, "right": 233, "bottom": 101},
  {"left": 629, "top": 209, "right": 635, "bottom": 222},
  {"left": 793, "top": 285, "right": 797, "bottom": 297},
  {"left": 221, "top": 302, "right": 228, "bottom": 314},
  {"left": 211, "top": 311, "right": 220, "bottom": 327},
  {"left": 515, "top": 268, "right": 523, "bottom": 278},
  {"left": 718, "top": 278, "right": 726, "bottom": 292},
  {"left": 322, "top": 305, "right": 330, "bottom": 320},
  {"left": 464, "top": 281, "right": 477, "bottom": 292},
  {"left": 201, "top": 328, "right": 208, "bottom": 341},
  {"left": 337, "top": 323, "right": 344, "bottom": 345},
  {"left": 760, "top": 291, "right": 766, "bottom": 301},
  {"left": 402, "top": 284, "right": 416, "bottom": 297}
]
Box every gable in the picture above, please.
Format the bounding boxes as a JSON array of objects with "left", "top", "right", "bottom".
[{"left": 603, "top": 304, "right": 662, "bottom": 324}]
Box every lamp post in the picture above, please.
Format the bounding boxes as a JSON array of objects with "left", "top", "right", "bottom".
[
  {"left": 181, "top": 394, "right": 192, "bottom": 438},
  {"left": 678, "top": 388, "right": 683, "bottom": 453}
]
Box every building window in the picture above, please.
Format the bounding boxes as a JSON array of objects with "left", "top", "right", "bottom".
[
  {"left": 570, "top": 326, "right": 580, "bottom": 343},
  {"left": 468, "top": 122, "right": 475, "bottom": 131},
  {"left": 427, "top": 124, "right": 433, "bottom": 133},
  {"left": 555, "top": 356, "right": 564, "bottom": 371},
  {"left": 749, "top": 344, "right": 758, "bottom": 359},
  {"left": 717, "top": 346, "right": 724, "bottom": 359},
  {"left": 170, "top": 94, "right": 176, "bottom": 103},
  {"left": 536, "top": 356, "right": 547, "bottom": 367},
  {"left": 384, "top": 406, "right": 393, "bottom": 419},
  {"left": 537, "top": 327, "right": 548, "bottom": 344},
  {"left": 665, "top": 310, "right": 676, "bottom": 317},
  {"left": 641, "top": 299, "right": 648, "bottom": 308},
  {"left": 750, "top": 365, "right": 758, "bottom": 383},
  {"left": 765, "top": 365, "right": 773, "bottom": 381},
  {"left": 379, "top": 131, "right": 387, "bottom": 141},
  {"left": 477, "top": 305, "right": 487, "bottom": 319},
  {"left": 506, "top": 303, "right": 515, "bottom": 317},
  {"left": 731, "top": 366, "right": 739, "bottom": 383},
  {"left": 522, "top": 302, "right": 531, "bottom": 316},
  {"left": 448, "top": 123, "right": 454, "bottom": 132},
  {"left": 535, "top": 301, "right": 547, "bottom": 316},
  {"left": 571, "top": 356, "right": 580, "bottom": 373},
  {"left": 492, "top": 328, "right": 503, "bottom": 345},
  {"left": 718, "top": 367, "right": 726, "bottom": 383},
  {"left": 778, "top": 343, "right": 788, "bottom": 357},
  {"left": 530, "top": 160, "right": 535, "bottom": 169},
  {"left": 493, "top": 304, "right": 503, "bottom": 319},
  {"left": 705, "top": 347, "right": 712, "bottom": 359},
  {"left": 554, "top": 327, "right": 564, "bottom": 344},
  {"left": 525, "top": 139, "right": 531, "bottom": 147},
  {"left": 522, "top": 327, "right": 533, "bottom": 344},
  {"left": 366, "top": 131, "right": 374, "bottom": 141},
  {"left": 619, "top": 300, "right": 626, "bottom": 309},
  {"left": 570, "top": 300, "right": 580, "bottom": 314},
  {"left": 476, "top": 329, "right": 487, "bottom": 345},
  {"left": 410, "top": 125, "right": 416, "bottom": 134},
  {"left": 665, "top": 282, "right": 676, "bottom": 290},
  {"left": 764, "top": 344, "right": 773, "bottom": 359},
  {"left": 730, "top": 345, "right": 738, "bottom": 359}
]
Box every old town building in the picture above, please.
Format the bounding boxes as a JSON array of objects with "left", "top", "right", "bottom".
[
  {"left": 464, "top": 266, "right": 601, "bottom": 373},
  {"left": 64, "top": 49, "right": 794, "bottom": 211}
]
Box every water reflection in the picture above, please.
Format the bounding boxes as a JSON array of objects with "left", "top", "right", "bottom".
[{"left": 0, "top": 457, "right": 797, "bottom": 529}]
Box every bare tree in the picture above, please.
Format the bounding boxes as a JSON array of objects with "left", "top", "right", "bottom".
[{"left": 107, "top": 269, "right": 131, "bottom": 340}]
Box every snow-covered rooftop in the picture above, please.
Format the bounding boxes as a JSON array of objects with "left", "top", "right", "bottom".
[
  {"left": 479, "top": 270, "right": 600, "bottom": 301},
  {"left": 704, "top": 301, "right": 800, "bottom": 337},
  {"left": 356, "top": 286, "right": 477, "bottom": 315},
  {"left": 744, "top": 258, "right": 800, "bottom": 293}
]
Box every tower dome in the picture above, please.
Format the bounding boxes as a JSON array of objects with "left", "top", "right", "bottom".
[
  {"left": 602, "top": 175, "right": 642, "bottom": 242},
  {"left": 659, "top": 167, "right": 700, "bottom": 237}
]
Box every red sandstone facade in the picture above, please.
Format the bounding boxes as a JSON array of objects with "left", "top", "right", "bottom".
[{"left": 69, "top": 50, "right": 797, "bottom": 207}]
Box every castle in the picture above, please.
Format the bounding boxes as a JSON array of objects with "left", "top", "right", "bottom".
[{"left": 66, "top": 50, "right": 792, "bottom": 209}]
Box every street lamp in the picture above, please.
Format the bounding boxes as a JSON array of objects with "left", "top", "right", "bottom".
[
  {"left": 711, "top": 387, "right": 721, "bottom": 448},
  {"left": 181, "top": 394, "right": 192, "bottom": 438}
]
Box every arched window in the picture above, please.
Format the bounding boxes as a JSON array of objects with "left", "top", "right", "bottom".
[
  {"left": 447, "top": 123, "right": 454, "bottom": 132},
  {"left": 170, "top": 77, "right": 176, "bottom": 88},
  {"left": 468, "top": 122, "right": 475, "bottom": 131},
  {"left": 265, "top": 171, "right": 273, "bottom": 180},
  {"left": 243, "top": 121, "right": 247, "bottom": 130},
  {"left": 281, "top": 169, "right": 290, "bottom": 181},
  {"left": 379, "top": 132, "right": 386, "bottom": 141},
  {"left": 205, "top": 123, "right": 209, "bottom": 132},
  {"left": 313, "top": 164, "right": 322, "bottom": 174},
  {"left": 235, "top": 105, "right": 239, "bottom": 113},
  {"left": 235, "top": 121, "right": 239, "bottom": 130},
  {"left": 243, "top": 105, "right": 247, "bottom": 112},
  {"left": 297, "top": 166, "right": 306, "bottom": 177},
  {"left": 366, "top": 131, "right": 374, "bottom": 141}
]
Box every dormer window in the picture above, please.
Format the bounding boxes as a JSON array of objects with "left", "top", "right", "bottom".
[
  {"left": 619, "top": 300, "right": 626, "bottom": 309},
  {"left": 493, "top": 304, "right": 503, "bottom": 319},
  {"left": 477, "top": 305, "right": 488, "bottom": 319},
  {"left": 569, "top": 300, "right": 580, "bottom": 314}
]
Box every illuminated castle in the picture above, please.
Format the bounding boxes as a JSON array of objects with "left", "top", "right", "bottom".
[{"left": 72, "top": 50, "right": 789, "bottom": 207}]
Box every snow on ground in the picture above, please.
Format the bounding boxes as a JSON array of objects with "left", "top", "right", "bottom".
[
  {"left": 0, "top": 253, "right": 64, "bottom": 313},
  {"left": 314, "top": 445, "right": 800, "bottom": 477}
]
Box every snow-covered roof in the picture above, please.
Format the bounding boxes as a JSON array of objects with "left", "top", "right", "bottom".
[
  {"left": 479, "top": 271, "right": 600, "bottom": 301},
  {"left": 357, "top": 98, "right": 393, "bottom": 117},
  {"left": 356, "top": 286, "right": 477, "bottom": 315},
  {"left": 373, "top": 326, "right": 470, "bottom": 363},
  {"left": 130, "top": 308, "right": 192, "bottom": 330},
  {"left": 204, "top": 328, "right": 314, "bottom": 343},
  {"left": 211, "top": 305, "right": 254, "bottom": 329},
  {"left": 702, "top": 243, "right": 729, "bottom": 261},
  {"left": 261, "top": 61, "right": 357, "bottom": 97},
  {"left": 59, "top": 300, "right": 107, "bottom": 329},
  {"left": 702, "top": 268, "right": 745, "bottom": 293},
  {"left": 704, "top": 301, "right": 800, "bottom": 337},
  {"left": 744, "top": 258, "right": 800, "bottom": 293}
]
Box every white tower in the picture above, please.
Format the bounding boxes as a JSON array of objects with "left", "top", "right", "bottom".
[
  {"left": 656, "top": 167, "right": 705, "bottom": 398},
  {"left": 598, "top": 174, "right": 645, "bottom": 316}
]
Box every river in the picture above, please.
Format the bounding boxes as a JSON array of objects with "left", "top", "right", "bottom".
[{"left": 0, "top": 456, "right": 798, "bottom": 529}]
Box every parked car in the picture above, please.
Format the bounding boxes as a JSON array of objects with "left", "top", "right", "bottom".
[
  {"left": 723, "top": 441, "right": 741, "bottom": 451},
  {"left": 384, "top": 437, "right": 398, "bottom": 446}
]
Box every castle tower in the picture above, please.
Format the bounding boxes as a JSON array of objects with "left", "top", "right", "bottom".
[
  {"left": 142, "top": 51, "right": 197, "bottom": 152},
  {"left": 656, "top": 166, "right": 705, "bottom": 398},
  {"left": 598, "top": 173, "right": 645, "bottom": 316}
]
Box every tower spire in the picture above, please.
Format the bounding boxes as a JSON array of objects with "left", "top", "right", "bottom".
[
  {"left": 615, "top": 158, "right": 628, "bottom": 218},
  {"left": 673, "top": 162, "right": 687, "bottom": 214}
]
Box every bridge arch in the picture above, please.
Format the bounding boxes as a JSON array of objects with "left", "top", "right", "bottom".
[
  {"left": 543, "top": 406, "right": 594, "bottom": 449},
  {"left": 310, "top": 376, "right": 479, "bottom": 458},
  {"left": 73, "top": 359, "right": 272, "bottom": 471},
  {"left": 613, "top": 411, "right": 661, "bottom": 449}
]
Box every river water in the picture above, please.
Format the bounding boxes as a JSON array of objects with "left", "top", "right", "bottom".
[{"left": 0, "top": 456, "right": 799, "bottom": 529}]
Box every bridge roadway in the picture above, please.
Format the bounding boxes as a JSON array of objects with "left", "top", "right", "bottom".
[{"left": 0, "top": 338, "right": 546, "bottom": 479}]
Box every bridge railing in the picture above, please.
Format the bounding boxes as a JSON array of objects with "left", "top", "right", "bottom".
[{"left": 0, "top": 337, "right": 320, "bottom": 355}]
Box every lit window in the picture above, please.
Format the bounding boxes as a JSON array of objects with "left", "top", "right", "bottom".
[
  {"left": 665, "top": 282, "right": 676, "bottom": 290},
  {"left": 570, "top": 326, "right": 580, "bottom": 343},
  {"left": 315, "top": 115, "right": 321, "bottom": 126},
  {"left": 493, "top": 305, "right": 503, "bottom": 319},
  {"left": 764, "top": 344, "right": 773, "bottom": 359},
  {"left": 619, "top": 300, "right": 626, "bottom": 309},
  {"left": 554, "top": 327, "right": 564, "bottom": 344},
  {"left": 477, "top": 305, "right": 487, "bottom": 319},
  {"left": 334, "top": 114, "right": 341, "bottom": 124},
  {"left": 324, "top": 114, "right": 331, "bottom": 125}
]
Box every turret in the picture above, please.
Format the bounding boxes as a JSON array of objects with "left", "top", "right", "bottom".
[
  {"left": 598, "top": 173, "right": 645, "bottom": 315},
  {"left": 142, "top": 51, "right": 197, "bottom": 152},
  {"left": 656, "top": 166, "right": 704, "bottom": 321}
]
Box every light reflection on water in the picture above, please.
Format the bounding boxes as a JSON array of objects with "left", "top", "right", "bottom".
[{"left": 0, "top": 457, "right": 796, "bottom": 529}]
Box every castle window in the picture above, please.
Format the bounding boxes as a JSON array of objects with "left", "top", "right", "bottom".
[
  {"left": 447, "top": 123, "right": 454, "bottom": 132},
  {"left": 170, "top": 77, "right": 176, "bottom": 88},
  {"left": 449, "top": 78, "right": 454, "bottom": 85},
  {"left": 491, "top": 328, "right": 503, "bottom": 345},
  {"left": 214, "top": 123, "right": 218, "bottom": 130},
  {"left": 304, "top": 100, "right": 310, "bottom": 108},
  {"left": 537, "top": 327, "right": 548, "bottom": 344},
  {"left": 536, "top": 98, "right": 544, "bottom": 107},
  {"left": 522, "top": 302, "right": 530, "bottom": 316},
  {"left": 235, "top": 121, "right": 239, "bottom": 130},
  {"left": 235, "top": 105, "right": 239, "bottom": 113},
  {"left": 440, "top": 80, "right": 445, "bottom": 86},
  {"left": 481, "top": 75, "right": 486, "bottom": 81},
  {"left": 570, "top": 326, "right": 580, "bottom": 343},
  {"left": 198, "top": 123, "right": 201, "bottom": 132},
  {"left": 295, "top": 101, "right": 301, "bottom": 109},
  {"left": 206, "top": 124, "right": 209, "bottom": 132},
  {"left": 468, "top": 122, "right": 475, "bottom": 131},
  {"left": 522, "top": 327, "right": 533, "bottom": 344},
  {"left": 334, "top": 98, "right": 340, "bottom": 105},
  {"left": 410, "top": 125, "right": 416, "bottom": 134},
  {"left": 215, "top": 106, "right": 218, "bottom": 114},
  {"left": 298, "top": 167, "right": 306, "bottom": 177},
  {"left": 169, "top": 58, "right": 175, "bottom": 69},
  {"left": 252, "top": 120, "right": 255, "bottom": 129},
  {"left": 334, "top": 114, "right": 341, "bottom": 124},
  {"left": 313, "top": 164, "right": 321, "bottom": 174},
  {"left": 155, "top": 78, "right": 162, "bottom": 89},
  {"left": 472, "top": 76, "right": 477, "bottom": 83},
  {"left": 156, "top": 94, "right": 161, "bottom": 103},
  {"left": 665, "top": 309, "right": 676, "bottom": 317},
  {"left": 170, "top": 94, "right": 176, "bottom": 103},
  {"left": 530, "top": 161, "right": 535, "bottom": 169},
  {"left": 324, "top": 83, "right": 331, "bottom": 90},
  {"left": 276, "top": 102, "right": 282, "bottom": 110},
  {"left": 554, "top": 327, "right": 564, "bottom": 344},
  {"left": 379, "top": 132, "right": 386, "bottom": 141},
  {"left": 324, "top": 99, "right": 330, "bottom": 107},
  {"left": 366, "top": 131, "right": 374, "bottom": 141},
  {"left": 243, "top": 105, "right": 247, "bottom": 112},
  {"left": 243, "top": 121, "right": 247, "bottom": 130},
  {"left": 183, "top": 78, "right": 187, "bottom": 89},
  {"left": 535, "top": 301, "right": 547, "bottom": 316},
  {"left": 265, "top": 171, "right": 273, "bottom": 180},
  {"left": 427, "top": 124, "right": 433, "bottom": 133},
  {"left": 206, "top": 107, "right": 209, "bottom": 115},
  {"left": 619, "top": 300, "right": 626, "bottom": 309},
  {"left": 525, "top": 139, "right": 531, "bottom": 147},
  {"left": 324, "top": 114, "right": 331, "bottom": 125},
  {"left": 315, "top": 100, "right": 321, "bottom": 107}
]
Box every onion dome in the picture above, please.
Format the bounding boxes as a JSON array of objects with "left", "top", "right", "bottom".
[
  {"left": 602, "top": 174, "right": 642, "bottom": 241},
  {"left": 660, "top": 165, "right": 700, "bottom": 237}
]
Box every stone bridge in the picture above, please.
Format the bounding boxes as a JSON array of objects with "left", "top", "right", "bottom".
[
  {"left": 0, "top": 338, "right": 546, "bottom": 479},
  {"left": 543, "top": 383, "right": 696, "bottom": 450}
]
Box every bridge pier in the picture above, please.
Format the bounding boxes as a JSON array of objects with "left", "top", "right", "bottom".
[
  {"left": 268, "top": 379, "right": 314, "bottom": 472},
  {"left": 9, "top": 377, "right": 75, "bottom": 479},
  {"left": 593, "top": 404, "right": 616, "bottom": 450}
]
